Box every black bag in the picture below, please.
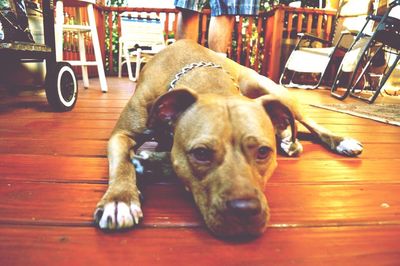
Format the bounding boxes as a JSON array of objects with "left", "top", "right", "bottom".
[{"left": 0, "top": 0, "right": 34, "bottom": 42}]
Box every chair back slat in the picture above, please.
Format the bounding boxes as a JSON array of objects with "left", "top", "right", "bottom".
[{"left": 120, "top": 13, "right": 165, "bottom": 48}]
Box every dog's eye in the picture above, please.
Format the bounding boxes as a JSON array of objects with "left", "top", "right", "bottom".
[
  {"left": 191, "top": 147, "right": 213, "bottom": 163},
  {"left": 257, "top": 146, "right": 271, "bottom": 160}
]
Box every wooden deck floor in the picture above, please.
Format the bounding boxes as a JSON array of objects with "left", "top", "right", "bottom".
[{"left": 0, "top": 77, "right": 399, "bottom": 265}]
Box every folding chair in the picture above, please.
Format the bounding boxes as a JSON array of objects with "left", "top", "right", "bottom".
[
  {"left": 118, "top": 12, "right": 174, "bottom": 81},
  {"left": 330, "top": 0, "right": 400, "bottom": 103},
  {"left": 280, "top": 0, "right": 374, "bottom": 89}
]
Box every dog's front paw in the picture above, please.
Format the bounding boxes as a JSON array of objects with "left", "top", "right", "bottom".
[
  {"left": 280, "top": 136, "right": 303, "bottom": 157},
  {"left": 94, "top": 201, "right": 143, "bottom": 230},
  {"left": 94, "top": 184, "right": 143, "bottom": 230},
  {"left": 335, "top": 138, "right": 363, "bottom": 157}
]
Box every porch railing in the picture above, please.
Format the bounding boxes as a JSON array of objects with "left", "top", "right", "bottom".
[{"left": 63, "top": 5, "right": 337, "bottom": 82}]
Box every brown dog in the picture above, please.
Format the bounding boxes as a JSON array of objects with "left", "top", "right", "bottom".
[{"left": 94, "top": 40, "right": 362, "bottom": 237}]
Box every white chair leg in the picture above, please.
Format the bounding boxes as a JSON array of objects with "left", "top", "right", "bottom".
[
  {"left": 124, "top": 47, "right": 135, "bottom": 81},
  {"left": 87, "top": 3, "right": 108, "bottom": 92},
  {"left": 55, "top": 0, "right": 64, "bottom": 62},
  {"left": 134, "top": 50, "right": 142, "bottom": 81},
  {"left": 78, "top": 32, "right": 89, "bottom": 89},
  {"left": 118, "top": 40, "right": 123, "bottom": 78}
]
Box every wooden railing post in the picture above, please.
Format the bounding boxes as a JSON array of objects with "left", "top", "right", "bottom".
[
  {"left": 267, "top": 6, "right": 285, "bottom": 82},
  {"left": 107, "top": 10, "right": 113, "bottom": 75},
  {"left": 95, "top": 5, "right": 106, "bottom": 72},
  {"left": 95, "top": 5, "right": 337, "bottom": 78}
]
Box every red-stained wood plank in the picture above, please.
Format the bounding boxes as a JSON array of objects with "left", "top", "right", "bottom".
[
  {"left": 0, "top": 99, "right": 392, "bottom": 121},
  {"left": 1, "top": 110, "right": 391, "bottom": 126},
  {"left": 0, "top": 225, "right": 399, "bottom": 266},
  {"left": 1, "top": 138, "right": 399, "bottom": 160},
  {"left": 0, "top": 127, "right": 112, "bottom": 140},
  {"left": 1, "top": 76, "right": 399, "bottom": 265},
  {"left": 0, "top": 111, "right": 120, "bottom": 120},
  {"left": 0, "top": 138, "right": 108, "bottom": 157},
  {"left": 0, "top": 181, "right": 399, "bottom": 227},
  {"left": 0, "top": 118, "right": 116, "bottom": 129},
  {"left": 2, "top": 118, "right": 398, "bottom": 136},
  {"left": 0, "top": 126, "right": 398, "bottom": 143},
  {"left": 0, "top": 154, "right": 399, "bottom": 184}
]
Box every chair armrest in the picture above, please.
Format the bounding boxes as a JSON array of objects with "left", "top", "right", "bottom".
[
  {"left": 333, "top": 30, "right": 359, "bottom": 50},
  {"left": 368, "top": 14, "right": 383, "bottom": 22},
  {"left": 295, "top": 33, "right": 331, "bottom": 49},
  {"left": 339, "top": 30, "right": 359, "bottom": 36},
  {"left": 297, "top": 33, "right": 331, "bottom": 44}
]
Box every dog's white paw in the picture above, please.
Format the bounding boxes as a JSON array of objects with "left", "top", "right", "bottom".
[
  {"left": 336, "top": 138, "right": 363, "bottom": 156},
  {"left": 95, "top": 202, "right": 143, "bottom": 230},
  {"left": 280, "top": 136, "right": 303, "bottom": 157}
]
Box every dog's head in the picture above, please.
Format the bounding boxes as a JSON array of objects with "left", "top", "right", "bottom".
[{"left": 148, "top": 88, "right": 296, "bottom": 238}]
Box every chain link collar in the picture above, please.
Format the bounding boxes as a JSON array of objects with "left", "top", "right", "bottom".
[{"left": 168, "top": 61, "right": 239, "bottom": 91}]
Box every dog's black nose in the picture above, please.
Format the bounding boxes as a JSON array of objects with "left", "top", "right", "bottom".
[{"left": 226, "top": 198, "right": 261, "bottom": 217}]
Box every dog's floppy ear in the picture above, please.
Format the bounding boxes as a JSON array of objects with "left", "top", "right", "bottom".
[
  {"left": 147, "top": 88, "right": 198, "bottom": 128},
  {"left": 257, "top": 95, "right": 297, "bottom": 143}
]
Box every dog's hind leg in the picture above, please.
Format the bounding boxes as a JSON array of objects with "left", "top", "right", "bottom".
[{"left": 238, "top": 69, "right": 362, "bottom": 157}]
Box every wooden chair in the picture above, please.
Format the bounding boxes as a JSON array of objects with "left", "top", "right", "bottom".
[
  {"left": 280, "top": 0, "right": 375, "bottom": 89},
  {"left": 55, "top": 0, "right": 108, "bottom": 92},
  {"left": 118, "top": 12, "right": 174, "bottom": 81}
]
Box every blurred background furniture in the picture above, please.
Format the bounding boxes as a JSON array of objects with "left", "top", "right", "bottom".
[
  {"left": 330, "top": 0, "right": 400, "bottom": 103},
  {"left": 0, "top": 0, "right": 78, "bottom": 111},
  {"left": 55, "top": 0, "right": 108, "bottom": 92},
  {"left": 118, "top": 12, "right": 174, "bottom": 81},
  {"left": 280, "top": 0, "right": 375, "bottom": 89}
]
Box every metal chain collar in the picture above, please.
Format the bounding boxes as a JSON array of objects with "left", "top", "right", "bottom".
[{"left": 168, "top": 61, "right": 239, "bottom": 91}]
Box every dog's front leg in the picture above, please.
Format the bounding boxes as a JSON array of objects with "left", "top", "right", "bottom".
[
  {"left": 238, "top": 69, "right": 303, "bottom": 157},
  {"left": 94, "top": 131, "right": 143, "bottom": 230}
]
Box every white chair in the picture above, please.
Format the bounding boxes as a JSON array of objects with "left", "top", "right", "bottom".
[
  {"left": 330, "top": 0, "right": 400, "bottom": 103},
  {"left": 280, "top": 0, "right": 375, "bottom": 89},
  {"left": 55, "top": 0, "right": 108, "bottom": 92},
  {"left": 118, "top": 12, "right": 174, "bottom": 81}
]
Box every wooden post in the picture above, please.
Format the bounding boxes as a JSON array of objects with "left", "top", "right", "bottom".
[
  {"left": 267, "top": 6, "right": 285, "bottom": 82},
  {"left": 296, "top": 10, "right": 303, "bottom": 33},
  {"left": 306, "top": 13, "right": 313, "bottom": 33},
  {"left": 287, "top": 12, "right": 293, "bottom": 38},
  {"left": 235, "top": 18, "right": 243, "bottom": 63},
  {"left": 324, "top": 14, "right": 332, "bottom": 41},
  {"left": 261, "top": 13, "right": 272, "bottom": 76},
  {"left": 96, "top": 6, "right": 106, "bottom": 71},
  {"left": 164, "top": 13, "right": 170, "bottom": 41},
  {"left": 253, "top": 16, "right": 263, "bottom": 71},
  {"left": 200, "top": 13, "right": 208, "bottom": 46},
  {"left": 173, "top": 11, "right": 179, "bottom": 36},
  {"left": 245, "top": 17, "right": 253, "bottom": 67},
  {"left": 108, "top": 10, "right": 113, "bottom": 75},
  {"left": 316, "top": 14, "right": 323, "bottom": 38}
]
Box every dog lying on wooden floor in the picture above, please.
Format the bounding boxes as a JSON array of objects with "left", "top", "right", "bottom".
[{"left": 94, "top": 40, "right": 363, "bottom": 237}]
